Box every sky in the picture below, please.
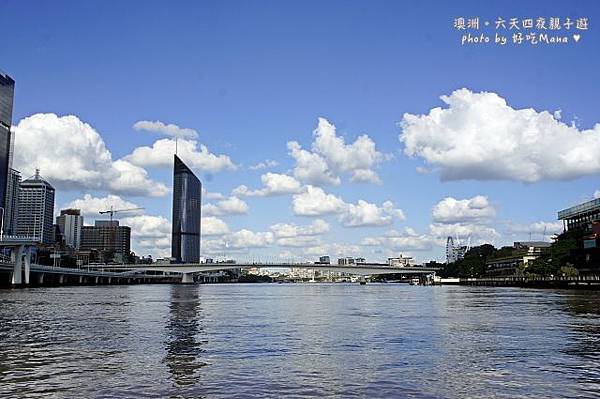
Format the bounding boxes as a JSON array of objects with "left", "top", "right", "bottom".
[{"left": 2, "top": 0, "right": 600, "bottom": 262}]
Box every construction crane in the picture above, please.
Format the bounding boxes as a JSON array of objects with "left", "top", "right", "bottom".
[{"left": 99, "top": 206, "right": 145, "bottom": 223}]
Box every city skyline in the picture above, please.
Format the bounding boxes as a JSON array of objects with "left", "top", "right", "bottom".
[{"left": 2, "top": 1, "right": 600, "bottom": 262}]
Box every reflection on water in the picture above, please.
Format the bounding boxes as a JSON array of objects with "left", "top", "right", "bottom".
[
  {"left": 1, "top": 284, "right": 600, "bottom": 398},
  {"left": 164, "top": 284, "right": 207, "bottom": 387}
]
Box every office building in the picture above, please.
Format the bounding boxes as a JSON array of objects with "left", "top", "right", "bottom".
[
  {"left": 558, "top": 198, "right": 600, "bottom": 232},
  {"left": 80, "top": 220, "right": 131, "bottom": 263},
  {"left": 4, "top": 168, "right": 20, "bottom": 235},
  {"left": 16, "top": 169, "right": 55, "bottom": 244},
  {"left": 338, "top": 257, "right": 356, "bottom": 266},
  {"left": 171, "top": 154, "right": 201, "bottom": 263},
  {"left": 56, "top": 209, "right": 84, "bottom": 249},
  {"left": 388, "top": 255, "right": 414, "bottom": 267},
  {"left": 0, "top": 71, "right": 15, "bottom": 216},
  {"left": 317, "top": 255, "right": 331, "bottom": 264}
]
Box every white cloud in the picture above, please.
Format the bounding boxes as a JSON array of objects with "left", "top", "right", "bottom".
[
  {"left": 362, "top": 227, "right": 432, "bottom": 252},
  {"left": 233, "top": 173, "right": 302, "bottom": 197},
  {"left": 287, "top": 118, "right": 384, "bottom": 186},
  {"left": 13, "top": 113, "right": 167, "bottom": 197},
  {"left": 277, "top": 236, "right": 323, "bottom": 248},
  {"left": 338, "top": 200, "right": 404, "bottom": 227},
  {"left": 432, "top": 196, "right": 495, "bottom": 224},
  {"left": 202, "top": 187, "right": 226, "bottom": 200},
  {"left": 287, "top": 141, "right": 340, "bottom": 186},
  {"left": 133, "top": 120, "right": 198, "bottom": 139},
  {"left": 429, "top": 222, "right": 500, "bottom": 244},
  {"left": 270, "top": 219, "right": 329, "bottom": 238},
  {"left": 125, "top": 138, "right": 236, "bottom": 173},
  {"left": 400, "top": 88, "right": 600, "bottom": 182},
  {"left": 249, "top": 159, "right": 279, "bottom": 170},
  {"left": 201, "top": 216, "right": 229, "bottom": 236},
  {"left": 205, "top": 229, "right": 274, "bottom": 252},
  {"left": 202, "top": 196, "right": 249, "bottom": 217},
  {"left": 292, "top": 186, "right": 405, "bottom": 227},
  {"left": 304, "top": 243, "right": 362, "bottom": 257},
  {"left": 63, "top": 194, "right": 170, "bottom": 257},
  {"left": 292, "top": 186, "right": 346, "bottom": 216},
  {"left": 63, "top": 194, "right": 143, "bottom": 219},
  {"left": 506, "top": 221, "right": 563, "bottom": 236},
  {"left": 121, "top": 214, "right": 171, "bottom": 256}
]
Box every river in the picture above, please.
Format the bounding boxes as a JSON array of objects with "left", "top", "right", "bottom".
[{"left": 1, "top": 283, "right": 600, "bottom": 398}]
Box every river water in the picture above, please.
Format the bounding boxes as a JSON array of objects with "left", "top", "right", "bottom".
[{"left": 1, "top": 283, "right": 600, "bottom": 398}]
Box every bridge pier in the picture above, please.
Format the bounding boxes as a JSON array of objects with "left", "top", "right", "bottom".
[
  {"left": 181, "top": 273, "right": 194, "bottom": 284},
  {"left": 10, "top": 245, "right": 32, "bottom": 286}
]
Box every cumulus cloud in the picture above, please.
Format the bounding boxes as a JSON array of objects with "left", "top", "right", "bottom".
[
  {"left": 506, "top": 221, "right": 563, "bottom": 236},
  {"left": 429, "top": 222, "right": 500, "bottom": 244},
  {"left": 63, "top": 194, "right": 169, "bottom": 257},
  {"left": 270, "top": 219, "right": 329, "bottom": 238},
  {"left": 292, "top": 186, "right": 347, "bottom": 216},
  {"left": 121, "top": 214, "right": 172, "bottom": 256},
  {"left": 432, "top": 195, "right": 495, "bottom": 224},
  {"left": 287, "top": 141, "right": 340, "bottom": 186},
  {"left": 270, "top": 219, "right": 329, "bottom": 248},
  {"left": 13, "top": 113, "right": 168, "bottom": 197},
  {"left": 362, "top": 227, "right": 432, "bottom": 251},
  {"left": 63, "top": 194, "right": 143, "bottom": 219},
  {"left": 287, "top": 118, "right": 384, "bottom": 186},
  {"left": 428, "top": 195, "right": 500, "bottom": 246},
  {"left": 201, "top": 216, "right": 230, "bottom": 236},
  {"left": 400, "top": 88, "right": 600, "bottom": 182},
  {"left": 133, "top": 120, "right": 198, "bottom": 139},
  {"left": 292, "top": 186, "right": 405, "bottom": 227},
  {"left": 249, "top": 159, "right": 279, "bottom": 170},
  {"left": 338, "top": 200, "right": 404, "bottom": 227},
  {"left": 204, "top": 229, "right": 274, "bottom": 253},
  {"left": 124, "top": 138, "right": 236, "bottom": 173},
  {"left": 202, "top": 196, "right": 249, "bottom": 217},
  {"left": 304, "top": 243, "right": 362, "bottom": 257},
  {"left": 233, "top": 173, "right": 302, "bottom": 197}
]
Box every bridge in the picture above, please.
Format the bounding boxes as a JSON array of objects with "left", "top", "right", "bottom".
[
  {"left": 0, "top": 239, "right": 171, "bottom": 286},
  {"left": 0, "top": 239, "right": 439, "bottom": 286},
  {"left": 89, "top": 262, "right": 440, "bottom": 283}
]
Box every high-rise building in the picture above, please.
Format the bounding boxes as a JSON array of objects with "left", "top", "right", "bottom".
[
  {"left": 0, "top": 71, "right": 15, "bottom": 219},
  {"left": 56, "top": 208, "right": 84, "bottom": 249},
  {"left": 4, "top": 168, "right": 20, "bottom": 236},
  {"left": 171, "top": 155, "right": 201, "bottom": 263},
  {"left": 16, "top": 170, "right": 55, "bottom": 244},
  {"left": 80, "top": 220, "right": 131, "bottom": 262}
]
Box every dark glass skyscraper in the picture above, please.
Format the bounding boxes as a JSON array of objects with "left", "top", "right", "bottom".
[
  {"left": 0, "top": 71, "right": 15, "bottom": 214},
  {"left": 172, "top": 155, "right": 201, "bottom": 263}
]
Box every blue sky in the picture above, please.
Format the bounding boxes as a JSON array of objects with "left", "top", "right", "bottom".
[{"left": 2, "top": 0, "right": 600, "bottom": 261}]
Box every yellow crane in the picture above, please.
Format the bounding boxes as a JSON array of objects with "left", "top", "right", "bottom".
[{"left": 98, "top": 206, "right": 145, "bottom": 223}]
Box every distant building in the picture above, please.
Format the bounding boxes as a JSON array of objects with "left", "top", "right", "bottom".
[
  {"left": 355, "top": 257, "right": 366, "bottom": 263},
  {"left": 317, "top": 255, "right": 330, "bottom": 264},
  {"left": 171, "top": 154, "right": 202, "bottom": 263},
  {"left": 0, "top": 71, "right": 15, "bottom": 217},
  {"left": 80, "top": 220, "right": 131, "bottom": 263},
  {"left": 388, "top": 255, "right": 413, "bottom": 267},
  {"left": 338, "top": 257, "right": 355, "bottom": 266},
  {"left": 558, "top": 198, "right": 600, "bottom": 232},
  {"left": 485, "top": 241, "right": 551, "bottom": 276},
  {"left": 56, "top": 209, "right": 84, "bottom": 249},
  {"left": 16, "top": 170, "right": 55, "bottom": 244},
  {"left": 4, "top": 168, "right": 20, "bottom": 235}
]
